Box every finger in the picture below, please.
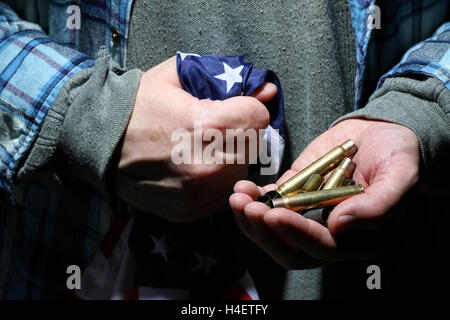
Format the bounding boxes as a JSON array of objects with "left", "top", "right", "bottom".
[
  {"left": 263, "top": 208, "right": 343, "bottom": 262},
  {"left": 262, "top": 183, "right": 279, "bottom": 194},
  {"left": 261, "top": 201, "right": 380, "bottom": 261},
  {"left": 232, "top": 180, "right": 278, "bottom": 199},
  {"left": 159, "top": 57, "right": 270, "bottom": 130},
  {"left": 327, "top": 154, "right": 419, "bottom": 235},
  {"left": 242, "top": 202, "right": 321, "bottom": 269},
  {"left": 210, "top": 96, "right": 270, "bottom": 131},
  {"left": 250, "top": 82, "right": 277, "bottom": 103},
  {"left": 229, "top": 192, "right": 254, "bottom": 215},
  {"left": 230, "top": 193, "right": 256, "bottom": 243},
  {"left": 233, "top": 180, "right": 265, "bottom": 199}
]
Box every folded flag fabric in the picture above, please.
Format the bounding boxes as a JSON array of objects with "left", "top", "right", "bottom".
[
  {"left": 74, "top": 53, "right": 285, "bottom": 300},
  {"left": 177, "top": 52, "right": 285, "bottom": 139}
]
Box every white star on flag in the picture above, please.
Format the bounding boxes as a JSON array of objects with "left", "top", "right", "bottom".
[
  {"left": 214, "top": 62, "right": 244, "bottom": 93},
  {"left": 192, "top": 250, "right": 218, "bottom": 277},
  {"left": 177, "top": 51, "right": 201, "bottom": 61},
  {"left": 150, "top": 234, "right": 170, "bottom": 262}
]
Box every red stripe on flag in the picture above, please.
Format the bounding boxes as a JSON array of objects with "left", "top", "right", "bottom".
[
  {"left": 68, "top": 292, "right": 82, "bottom": 300},
  {"left": 221, "top": 283, "right": 253, "bottom": 300}
]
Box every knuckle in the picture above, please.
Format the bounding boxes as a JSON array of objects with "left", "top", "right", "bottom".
[
  {"left": 247, "top": 100, "right": 269, "bottom": 129},
  {"left": 193, "top": 100, "right": 219, "bottom": 129},
  {"left": 256, "top": 105, "right": 270, "bottom": 128}
]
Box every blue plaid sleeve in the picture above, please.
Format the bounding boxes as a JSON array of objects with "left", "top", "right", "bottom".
[
  {"left": 0, "top": 3, "right": 94, "bottom": 196},
  {"left": 378, "top": 22, "right": 450, "bottom": 91}
]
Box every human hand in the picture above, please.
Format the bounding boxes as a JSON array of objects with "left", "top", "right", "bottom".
[
  {"left": 229, "top": 119, "right": 420, "bottom": 268},
  {"left": 114, "top": 56, "right": 277, "bottom": 222}
]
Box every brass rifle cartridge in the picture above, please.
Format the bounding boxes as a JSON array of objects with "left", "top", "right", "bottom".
[
  {"left": 342, "top": 177, "right": 356, "bottom": 186},
  {"left": 271, "top": 184, "right": 364, "bottom": 212},
  {"left": 275, "top": 140, "right": 357, "bottom": 197},
  {"left": 300, "top": 174, "right": 324, "bottom": 192},
  {"left": 322, "top": 158, "right": 355, "bottom": 190},
  {"left": 257, "top": 190, "right": 280, "bottom": 206}
]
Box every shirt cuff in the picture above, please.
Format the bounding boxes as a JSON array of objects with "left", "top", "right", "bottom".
[{"left": 0, "top": 26, "right": 94, "bottom": 197}]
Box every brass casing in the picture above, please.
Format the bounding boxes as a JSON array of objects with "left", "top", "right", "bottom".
[
  {"left": 276, "top": 140, "right": 357, "bottom": 197},
  {"left": 300, "top": 174, "right": 324, "bottom": 192},
  {"left": 342, "top": 177, "right": 356, "bottom": 186},
  {"left": 322, "top": 158, "right": 355, "bottom": 190},
  {"left": 271, "top": 185, "right": 364, "bottom": 212},
  {"left": 257, "top": 190, "right": 281, "bottom": 206}
]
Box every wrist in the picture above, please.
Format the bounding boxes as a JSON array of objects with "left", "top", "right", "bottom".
[{"left": 56, "top": 50, "right": 142, "bottom": 195}]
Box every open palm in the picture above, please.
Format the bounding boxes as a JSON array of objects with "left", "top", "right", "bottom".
[{"left": 229, "top": 118, "right": 420, "bottom": 268}]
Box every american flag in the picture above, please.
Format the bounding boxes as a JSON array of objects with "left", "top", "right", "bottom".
[{"left": 73, "top": 52, "right": 285, "bottom": 300}]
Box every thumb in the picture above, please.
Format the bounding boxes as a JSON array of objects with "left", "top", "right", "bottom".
[
  {"left": 210, "top": 95, "right": 270, "bottom": 130},
  {"left": 327, "top": 163, "right": 418, "bottom": 235},
  {"left": 251, "top": 82, "right": 278, "bottom": 103},
  {"left": 326, "top": 183, "right": 391, "bottom": 235}
]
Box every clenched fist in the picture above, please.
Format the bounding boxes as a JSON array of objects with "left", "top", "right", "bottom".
[{"left": 114, "top": 56, "right": 277, "bottom": 222}]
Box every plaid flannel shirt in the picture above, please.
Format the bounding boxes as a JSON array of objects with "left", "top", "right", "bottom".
[{"left": 0, "top": 0, "right": 449, "bottom": 299}]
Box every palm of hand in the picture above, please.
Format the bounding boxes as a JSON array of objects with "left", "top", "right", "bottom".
[{"left": 229, "top": 118, "right": 420, "bottom": 268}]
